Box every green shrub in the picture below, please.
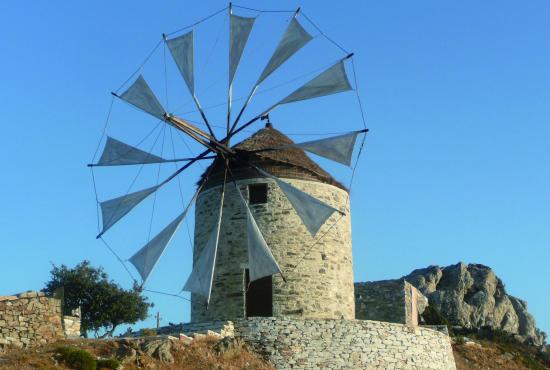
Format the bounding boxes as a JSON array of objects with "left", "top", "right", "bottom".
[
  {"left": 476, "top": 327, "right": 516, "bottom": 344},
  {"left": 454, "top": 336, "right": 466, "bottom": 345},
  {"left": 422, "top": 305, "right": 453, "bottom": 334},
  {"left": 97, "top": 358, "right": 120, "bottom": 369},
  {"left": 141, "top": 328, "right": 157, "bottom": 336},
  {"left": 56, "top": 346, "right": 97, "bottom": 370}
]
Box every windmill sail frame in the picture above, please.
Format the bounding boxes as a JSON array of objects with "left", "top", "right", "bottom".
[{"left": 91, "top": 5, "right": 367, "bottom": 298}]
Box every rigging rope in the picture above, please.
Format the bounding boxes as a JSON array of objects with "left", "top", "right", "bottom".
[
  {"left": 348, "top": 56, "right": 368, "bottom": 193},
  {"left": 171, "top": 56, "right": 340, "bottom": 116},
  {"left": 90, "top": 168, "right": 101, "bottom": 234},
  {"left": 163, "top": 42, "right": 170, "bottom": 111},
  {"left": 286, "top": 213, "right": 346, "bottom": 276},
  {"left": 115, "top": 39, "right": 163, "bottom": 94},
  {"left": 300, "top": 12, "right": 350, "bottom": 55},
  {"left": 147, "top": 125, "right": 167, "bottom": 242},
  {"left": 99, "top": 236, "right": 138, "bottom": 283},
  {"left": 97, "top": 121, "right": 165, "bottom": 237},
  {"left": 169, "top": 127, "right": 195, "bottom": 251},
  {"left": 232, "top": 4, "right": 296, "bottom": 13},
  {"left": 143, "top": 289, "right": 193, "bottom": 303},
  {"left": 173, "top": 127, "right": 205, "bottom": 170},
  {"left": 165, "top": 6, "right": 229, "bottom": 37},
  {"left": 285, "top": 58, "right": 369, "bottom": 275},
  {"left": 91, "top": 96, "right": 115, "bottom": 163},
  {"left": 200, "top": 13, "right": 225, "bottom": 75}
]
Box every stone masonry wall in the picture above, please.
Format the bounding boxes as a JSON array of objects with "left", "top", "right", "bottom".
[
  {"left": 191, "top": 178, "right": 354, "bottom": 322},
  {"left": 157, "top": 320, "right": 235, "bottom": 338},
  {"left": 157, "top": 318, "right": 456, "bottom": 369},
  {"left": 236, "top": 318, "right": 456, "bottom": 370},
  {"left": 0, "top": 292, "right": 65, "bottom": 350},
  {"left": 63, "top": 316, "right": 81, "bottom": 338},
  {"left": 355, "top": 279, "right": 428, "bottom": 326}
]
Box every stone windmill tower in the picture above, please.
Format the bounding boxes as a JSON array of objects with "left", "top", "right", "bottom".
[{"left": 191, "top": 123, "right": 355, "bottom": 322}]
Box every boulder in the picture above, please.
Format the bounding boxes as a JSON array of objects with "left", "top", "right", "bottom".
[
  {"left": 140, "top": 338, "right": 174, "bottom": 363},
  {"left": 403, "top": 262, "right": 546, "bottom": 346}
]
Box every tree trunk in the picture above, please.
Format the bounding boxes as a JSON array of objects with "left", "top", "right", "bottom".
[{"left": 99, "top": 324, "right": 118, "bottom": 338}]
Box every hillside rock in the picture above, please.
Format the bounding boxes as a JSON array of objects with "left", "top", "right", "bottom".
[{"left": 403, "top": 262, "right": 546, "bottom": 346}]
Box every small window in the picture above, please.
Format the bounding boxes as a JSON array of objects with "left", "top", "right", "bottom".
[{"left": 248, "top": 183, "right": 267, "bottom": 204}]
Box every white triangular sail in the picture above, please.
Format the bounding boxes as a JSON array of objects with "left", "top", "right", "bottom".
[
  {"left": 232, "top": 16, "right": 312, "bottom": 127},
  {"left": 257, "top": 169, "right": 341, "bottom": 236},
  {"left": 274, "top": 178, "right": 340, "bottom": 236},
  {"left": 99, "top": 185, "right": 160, "bottom": 236},
  {"left": 166, "top": 31, "right": 195, "bottom": 95},
  {"left": 119, "top": 75, "right": 166, "bottom": 120},
  {"left": 233, "top": 184, "right": 282, "bottom": 282},
  {"left": 96, "top": 137, "right": 168, "bottom": 166},
  {"left": 182, "top": 188, "right": 225, "bottom": 303},
  {"left": 285, "top": 131, "right": 361, "bottom": 167},
  {"left": 129, "top": 211, "right": 187, "bottom": 283},
  {"left": 245, "top": 204, "right": 282, "bottom": 282},
  {"left": 257, "top": 17, "right": 312, "bottom": 85},
  {"left": 229, "top": 14, "right": 256, "bottom": 84},
  {"left": 264, "top": 60, "right": 352, "bottom": 115}
]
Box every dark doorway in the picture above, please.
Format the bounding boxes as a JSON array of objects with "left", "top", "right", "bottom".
[{"left": 245, "top": 269, "right": 272, "bottom": 317}]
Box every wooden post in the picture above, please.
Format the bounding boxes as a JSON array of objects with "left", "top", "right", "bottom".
[{"left": 156, "top": 312, "right": 160, "bottom": 329}]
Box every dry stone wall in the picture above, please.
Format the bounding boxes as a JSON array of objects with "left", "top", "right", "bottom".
[
  {"left": 158, "top": 318, "right": 456, "bottom": 370},
  {"left": 0, "top": 292, "right": 65, "bottom": 350},
  {"left": 63, "top": 311, "right": 81, "bottom": 338},
  {"left": 234, "top": 318, "right": 457, "bottom": 370},
  {"left": 157, "top": 320, "right": 235, "bottom": 338},
  {"left": 191, "top": 178, "right": 354, "bottom": 322}
]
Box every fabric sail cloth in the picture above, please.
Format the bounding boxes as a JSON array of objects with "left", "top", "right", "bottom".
[
  {"left": 166, "top": 31, "right": 195, "bottom": 95},
  {"left": 229, "top": 14, "right": 256, "bottom": 84},
  {"left": 263, "top": 60, "right": 352, "bottom": 115},
  {"left": 119, "top": 75, "right": 166, "bottom": 120},
  {"left": 233, "top": 185, "right": 282, "bottom": 282},
  {"left": 129, "top": 211, "right": 187, "bottom": 283},
  {"left": 245, "top": 204, "right": 282, "bottom": 282},
  {"left": 257, "top": 169, "right": 341, "bottom": 236},
  {"left": 231, "top": 16, "right": 312, "bottom": 127},
  {"left": 96, "top": 137, "right": 168, "bottom": 166},
  {"left": 99, "top": 185, "right": 160, "bottom": 236},
  {"left": 256, "top": 17, "right": 312, "bottom": 85},
  {"left": 182, "top": 189, "right": 225, "bottom": 303},
  {"left": 282, "top": 131, "right": 361, "bottom": 167}
]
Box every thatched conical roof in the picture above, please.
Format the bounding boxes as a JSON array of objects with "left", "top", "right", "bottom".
[{"left": 199, "top": 123, "right": 346, "bottom": 191}]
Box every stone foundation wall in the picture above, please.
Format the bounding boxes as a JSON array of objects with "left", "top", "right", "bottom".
[
  {"left": 0, "top": 292, "right": 65, "bottom": 350},
  {"left": 158, "top": 318, "right": 456, "bottom": 370},
  {"left": 234, "top": 318, "right": 456, "bottom": 370}
]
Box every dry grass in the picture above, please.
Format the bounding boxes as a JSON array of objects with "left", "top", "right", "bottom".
[
  {"left": 0, "top": 337, "right": 274, "bottom": 370},
  {"left": 453, "top": 339, "right": 550, "bottom": 370}
]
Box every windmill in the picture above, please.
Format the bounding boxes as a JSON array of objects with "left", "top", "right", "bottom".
[{"left": 89, "top": 4, "right": 368, "bottom": 315}]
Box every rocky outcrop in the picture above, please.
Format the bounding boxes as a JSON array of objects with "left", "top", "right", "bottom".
[{"left": 403, "top": 262, "right": 546, "bottom": 346}]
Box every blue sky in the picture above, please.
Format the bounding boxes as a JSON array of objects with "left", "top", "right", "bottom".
[{"left": 0, "top": 1, "right": 548, "bottom": 336}]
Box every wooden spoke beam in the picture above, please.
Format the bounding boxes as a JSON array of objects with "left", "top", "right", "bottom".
[{"left": 164, "top": 113, "right": 235, "bottom": 155}]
